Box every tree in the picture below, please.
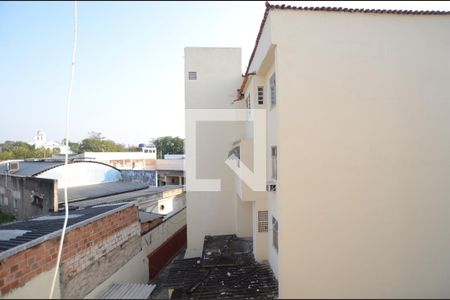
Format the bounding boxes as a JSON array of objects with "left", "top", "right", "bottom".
[
  {"left": 152, "top": 136, "right": 184, "bottom": 159},
  {"left": 61, "top": 138, "right": 81, "bottom": 154},
  {"left": 79, "top": 132, "right": 126, "bottom": 152}
]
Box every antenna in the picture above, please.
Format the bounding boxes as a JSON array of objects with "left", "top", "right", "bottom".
[{"left": 49, "top": 1, "right": 78, "bottom": 298}]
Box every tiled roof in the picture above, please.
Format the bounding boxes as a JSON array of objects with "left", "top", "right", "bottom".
[
  {"left": 57, "top": 181, "right": 148, "bottom": 203},
  {"left": 240, "top": 1, "right": 450, "bottom": 91},
  {"left": 151, "top": 235, "right": 278, "bottom": 299},
  {"left": 0, "top": 160, "right": 121, "bottom": 177},
  {"left": 0, "top": 202, "right": 132, "bottom": 260},
  {"left": 0, "top": 161, "right": 63, "bottom": 177},
  {"left": 98, "top": 283, "right": 156, "bottom": 299}
]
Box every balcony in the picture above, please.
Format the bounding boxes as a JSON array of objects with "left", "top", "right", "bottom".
[{"left": 228, "top": 139, "right": 266, "bottom": 202}]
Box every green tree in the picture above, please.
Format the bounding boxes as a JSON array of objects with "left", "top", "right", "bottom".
[
  {"left": 61, "top": 138, "right": 81, "bottom": 154},
  {"left": 152, "top": 136, "right": 184, "bottom": 159},
  {"left": 79, "top": 132, "right": 126, "bottom": 152}
]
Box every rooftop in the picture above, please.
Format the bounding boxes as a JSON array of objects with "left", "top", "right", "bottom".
[
  {"left": 0, "top": 159, "right": 120, "bottom": 177},
  {"left": 0, "top": 161, "right": 63, "bottom": 177},
  {"left": 0, "top": 201, "right": 133, "bottom": 260},
  {"left": 98, "top": 283, "right": 156, "bottom": 299},
  {"left": 57, "top": 181, "right": 148, "bottom": 203},
  {"left": 151, "top": 235, "right": 278, "bottom": 299},
  {"left": 240, "top": 1, "right": 450, "bottom": 91}
]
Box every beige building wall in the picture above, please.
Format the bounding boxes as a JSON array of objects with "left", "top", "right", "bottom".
[
  {"left": 85, "top": 208, "right": 186, "bottom": 299},
  {"left": 266, "top": 10, "right": 450, "bottom": 298},
  {"left": 1, "top": 268, "right": 60, "bottom": 299},
  {"left": 184, "top": 47, "right": 250, "bottom": 258}
]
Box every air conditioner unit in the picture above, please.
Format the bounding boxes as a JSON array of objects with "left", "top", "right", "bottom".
[
  {"left": 7, "top": 162, "right": 20, "bottom": 173},
  {"left": 266, "top": 180, "right": 276, "bottom": 192}
]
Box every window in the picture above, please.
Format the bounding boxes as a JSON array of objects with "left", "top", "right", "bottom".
[
  {"left": 246, "top": 94, "right": 252, "bottom": 119},
  {"left": 258, "top": 210, "right": 268, "bottom": 232},
  {"left": 188, "top": 71, "right": 197, "bottom": 80},
  {"left": 228, "top": 146, "right": 240, "bottom": 167},
  {"left": 272, "top": 216, "right": 278, "bottom": 252},
  {"left": 228, "top": 146, "right": 240, "bottom": 160},
  {"left": 271, "top": 146, "right": 277, "bottom": 180},
  {"left": 270, "top": 73, "right": 276, "bottom": 107},
  {"left": 32, "top": 195, "right": 44, "bottom": 209},
  {"left": 257, "top": 86, "right": 264, "bottom": 105}
]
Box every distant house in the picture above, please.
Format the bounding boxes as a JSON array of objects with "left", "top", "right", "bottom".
[
  {"left": 33, "top": 130, "right": 71, "bottom": 154},
  {"left": 52, "top": 145, "right": 185, "bottom": 187}
]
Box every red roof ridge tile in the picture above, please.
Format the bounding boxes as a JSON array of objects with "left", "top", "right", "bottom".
[{"left": 238, "top": 1, "right": 450, "bottom": 94}]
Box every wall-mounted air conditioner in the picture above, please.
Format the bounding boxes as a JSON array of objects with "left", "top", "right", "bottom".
[{"left": 266, "top": 180, "right": 276, "bottom": 192}]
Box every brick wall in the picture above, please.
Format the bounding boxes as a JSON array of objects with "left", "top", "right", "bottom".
[{"left": 0, "top": 205, "right": 139, "bottom": 296}]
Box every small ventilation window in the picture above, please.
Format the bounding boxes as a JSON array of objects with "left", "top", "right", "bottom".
[
  {"left": 188, "top": 72, "right": 197, "bottom": 80},
  {"left": 271, "top": 146, "right": 277, "bottom": 180},
  {"left": 270, "top": 72, "right": 276, "bottom": 107},
  {"left": 272, "top": 216, "right": 279, "bottom": 252},
  {"left": 258, "top": 210, "right": 268, "bottom": 232},
  {"left": 257, "top": 86, "right": 264, "bottom": 105}
]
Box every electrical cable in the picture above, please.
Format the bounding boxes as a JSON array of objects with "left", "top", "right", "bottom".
[{"left": 49, "top": 1, "right": 77, "bottom": 298}]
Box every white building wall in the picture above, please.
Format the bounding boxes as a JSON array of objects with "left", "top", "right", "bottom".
[
  {"left": 184, "top": 47, "right": 245, "bottom": 258},
  {"left": 155, "top": 159, "right": 184, "bottom": 171},
  {"left": 82, "top": 151, "right": 157, "bottom": 161},
  {"left": 270, "top": 10, "right": 450, "bottom": 298},
  {"left": 37, "top": 162, "right": 121, "bottom": 189}
]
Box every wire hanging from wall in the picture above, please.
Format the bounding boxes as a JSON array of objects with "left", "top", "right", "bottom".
[{"left": 49, "top": 1, "right": 78, "bottom": 298}]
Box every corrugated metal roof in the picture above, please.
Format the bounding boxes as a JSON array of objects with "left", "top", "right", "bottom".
[
  {"left": 97, "top": 283, "right": 155, "bottom": 299},
  {"left": 57, "top": 181, "right": 148, "bottom": 203},
  {"left": 0, "top": 161, "right": 64, "bottom": 177},
  {"left": 139, "top": 211, "right": 164, "bottom": 223},
  {"left": 0, "top": 202, "right": 131, "bottom": 260}
]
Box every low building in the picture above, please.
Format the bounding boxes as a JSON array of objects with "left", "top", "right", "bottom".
[
  {"left": 156, "top": 159, "right": 184, "bottom": 186},
  {"left": 0, "top": 160, "right": 122, "bottom": 220},
  {"left": 33, "top": 130, "right": 71, "bottom": 154},
  {"left": 52, "top": 148, "right": 185, "bottom": 188},
  {"left": 0, "top": 180, "right": 186, "bottom": 299}
]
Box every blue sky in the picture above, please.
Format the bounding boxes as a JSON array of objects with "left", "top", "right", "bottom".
[{"left": 1, "top": 1, "right": 449, "bottom": 146}]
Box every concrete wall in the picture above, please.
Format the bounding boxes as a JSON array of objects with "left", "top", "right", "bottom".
[
  {"left": 37, "top": 162, "right": 121, "bottom": 189},
  {"left": 270, "top": 10, "right": 450, "bottom": 298},
  {"left": 0, "top": 174, "right": 56, "bottom": 220},
  {"left": 84, "top": 208, "right": 187, "bottom": 299},
  {"left": 61, "top": 222, "right": 141, "bottom": 298},
  {"left": 82, "top": 151, "right": 157, "bottom": 161},
  {"left": 184, "top": 47, "right": 244, "bottom": 258},
  {"left": 121, "top": 169, "right": 156, "bottom": 186},
  {"left": 138, "top": 189, "right": 185, "bottom": 215},
  {"left": 156, "top": 159, "right": 184, "bottom": 171}
]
